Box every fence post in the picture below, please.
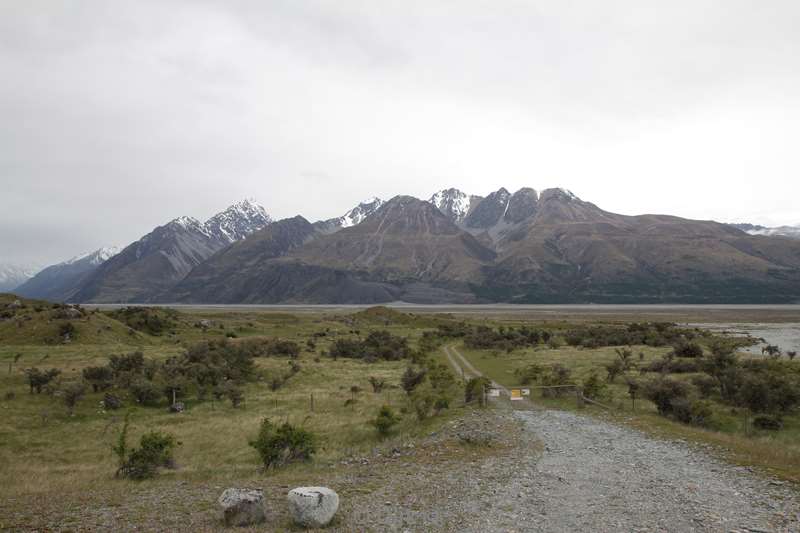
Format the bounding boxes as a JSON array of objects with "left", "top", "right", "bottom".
[
  {"left": 310, "top": 393, "right": 314, "bottom": 412},
  {"left": 576, "top": 387, "right": 584, "bottom": 409}
]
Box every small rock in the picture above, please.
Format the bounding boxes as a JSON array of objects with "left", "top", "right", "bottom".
[
  {"left": 287, "top": 487, "right": 339, "bottom": 528},
  {"left": 218, "top": 488, "right": 267, "bottom": 527}
]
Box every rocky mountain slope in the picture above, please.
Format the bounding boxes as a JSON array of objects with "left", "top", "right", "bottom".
[
  {"left": 70, "top": 200, "right": 271, "bottom": 303},
  {"left": 15, "top": 247, "right": 120, "bottom": 301}
]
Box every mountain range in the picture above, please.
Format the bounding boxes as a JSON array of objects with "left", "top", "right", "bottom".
[
  {"left": 730, "top": 223, "right": 800, "bottom": 240},
  {"left": 10, "top": 190, "right": 800, "bottom": 304}
]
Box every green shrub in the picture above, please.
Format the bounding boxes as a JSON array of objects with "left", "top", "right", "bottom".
[
  {"left": 411, "top": 390, "right": 435, "bottom": 420},
  {"left": 61, "top": 381, "right": 86, "bottom": 415},
  {"left": 401, "top": 367, "right": 427, "bottom": 395},
  {"left": 117, "top": 430, "right": 178, "bottom": 480},
  {"left": 753, "top": 414, "right": 783, "bottom": 430},
  {"left": 368, "top": 376, "right": 386, "bottom": 393},
  {"left": 129, "top": 379, "right": 161, "bottom": 406},
  {"left": 515, "top": 363, "right": 544, "bottom": 385},
  {"left": 82, "top": 366, "right": 113, "bottom": 392},
  {"left": 249, "top": 419, "right": 316, "bottom": 469},
  {"left": 370, "top": 405, "right": 400, "bottom": 436},
  {"left": 691, "top": 375, "right": 718, "bottom": 398},
  {"left": 107, "top": 307, "right": 177, "bottom": 336},
  {"left": 673, "top": 341, "right": 704, "bottom": 358},
  {"left": 671, "top": 398, "right": 714, "bottom": 427},
  {"left": 24, "top": 367, "right": 61, "bottom": 394},
  {"left": 464, "top": 376, "right": 491, "bottom": 406},
  {"left": 267, "top": 340, "right": 301, "bottom": 358},
  {"left": 582, "top": 371, "right": 606, "bottom": 400},
  {"left": 541, "top": 364, "right": 572, "bottom": 397},
  {"left": 642, "top": 377, "right": 690, "bottom": 416}
]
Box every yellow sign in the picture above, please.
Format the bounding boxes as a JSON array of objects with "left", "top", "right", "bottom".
[{"left": 510, "top": 388, "right": 523, "bottom": 401}]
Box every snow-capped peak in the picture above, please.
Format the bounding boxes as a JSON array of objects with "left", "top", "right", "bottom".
[
  {"left": 429, "top": 188, "right": 473, "bottom": 223},
  {"left": 204, "top": 199, "right": 273, "bottom": 243},
  {"left": 340, "top": 197, "right": 384, "bottom": 228}
]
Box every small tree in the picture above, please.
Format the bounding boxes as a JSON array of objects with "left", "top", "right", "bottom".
[
  {"left": 368, "top": 376, "right": 386, "bottom": 393},
  {"left": 370, "top": 405, "right": 400, "bottom": 436},
  {"left": 582, "top": 371, "right": 605, "bottom": 400},
  {"left": 401, "top": 367, "right": 426, "bottom": 395},
  {"left": 25, "top": 367, "right": 61, "bottom": 394},
  {"left": 61, "top": 381, "right": 86, "bottom": 415},
  {"left": 83, "top": 366, "right": 113, "bottom": 392},
  {"left": 129, "top": 379, "right": 161, "bottom": 406},
  {"left": 464, "top": 376, "right": 491, "bottom": 406}
]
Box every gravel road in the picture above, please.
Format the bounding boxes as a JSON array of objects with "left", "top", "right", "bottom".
[
  {"left": 396, "top": 345, "right": 800, "bottom": 533},
  {"left": 480, "top": 408, "right": 799, "bottom": 532}
]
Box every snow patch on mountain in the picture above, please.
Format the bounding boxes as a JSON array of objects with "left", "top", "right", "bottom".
[
  {"left": 732, "top": 223, "right": 800, "bottom": 239},
  {"left": 64, "top": 246, "right": 121, "bottom": 266},
  {"left": 340, "top": 197, "right": 384, "bottom": 228},
  {"left": 429, "top": 188, "right": 474, "bottom": 223},
  {"left": 204, "top": 198, "right": 272, "bottom": 242},
  {"left": 0, "top": 263, "right": 40, "bottom": 291}
]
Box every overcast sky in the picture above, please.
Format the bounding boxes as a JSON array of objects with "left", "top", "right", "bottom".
[{"left": 2, "top": 1, "right": 799, "bottom": 265}]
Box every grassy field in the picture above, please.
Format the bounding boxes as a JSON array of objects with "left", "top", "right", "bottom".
[
  {"left": 2, "top": 295, "right": 799, "bottom": 527},
  {"left": 0, "top": 301, "right": 463, "bottom": 508},
  {"left": 455, "top": 341, "right": 800, "bottom": 482}
]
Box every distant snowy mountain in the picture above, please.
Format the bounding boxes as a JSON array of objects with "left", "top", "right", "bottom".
[
  {"left": 16, "top": 246, "right": 121, "bottom": 301},
  {"left": 0, "top": 263, "right": 40, "bottom": 292},
  {"left": 314, "top": 197, "right": 384, "bottom": 233},
  {"left": 71, "top": 199, "right": 272, "bottom": 303},
  {"left": 429, "top": 188, "right": 481, "bottom": 224},
  {"left": 204, "top": 198, "right": 272, "bottom": 243},
  {"left": 731, "top": 223, "right": 800, "bottom": 239}
]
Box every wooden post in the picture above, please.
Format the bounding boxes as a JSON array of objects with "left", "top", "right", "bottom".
[
  {"left": 576, "top": 387, "right": 584, "bottom": 409},
  {"left": 310, "top": 393, "right": 314, "bottom": 412}
]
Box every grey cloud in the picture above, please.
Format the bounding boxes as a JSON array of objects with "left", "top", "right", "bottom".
[{"left": 1, "top": 1, "right": 799, "bottom": 265}]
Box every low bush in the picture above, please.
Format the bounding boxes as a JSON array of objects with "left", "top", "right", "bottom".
[
  {"left": 129, "top": 379, "right": 161, "bottom": 406},
  {"left": 329, "top": 330, "right": 410, "bottom": 361},
  {"left": 541, "top": 364, "right": 573, "bottom": 397},
  {"left": 641, "top": 377, "right": 690, "bottom": 416},
  {"left": 515, "top": 363, "right": 544, "bottom": 385},
  {"left": 752, "top": 414, "right": 783, "bottom": 431},
  {"left": 368, "top": 376, "right": 386, "bottom": 393},
  {"left": 673, "top": 341, "right": 704, "bottom": 358},
  {"left": 24, "top": 367, "right": 61, "bottom": 394},
  {"left": 401, "top": 367, "right": 427, "bottom": 395},
  {"left": 670, "top": 398, "right": 714, "bottom": 427},
  {"left": 117, "top": 431, "right": 178, "bottom": 480},
  {"left": 464, "top": 376, "right": 491, "bottom": 406},
  {"left": 249, "top": 419, "right": 316, "bottom": 469},
  {"left": 61, "top": 381, "right": 86, "bottom": 415},
  {"left": 370, "top": 405, "right": 401, "bottom": 436},
  {"left": 582, "top": 371, "right": 606, "bottom": 400},
  {"left": 82, "top": 366, "right": 114, "bottom": 392}
]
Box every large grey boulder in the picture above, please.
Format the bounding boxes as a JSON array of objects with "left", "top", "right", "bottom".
[
  {"left": 287, "top": 486, "right": 339, "bottom": 528},
  {"left": 218, "top": 488, "right": 267, "bottom": 527}
]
